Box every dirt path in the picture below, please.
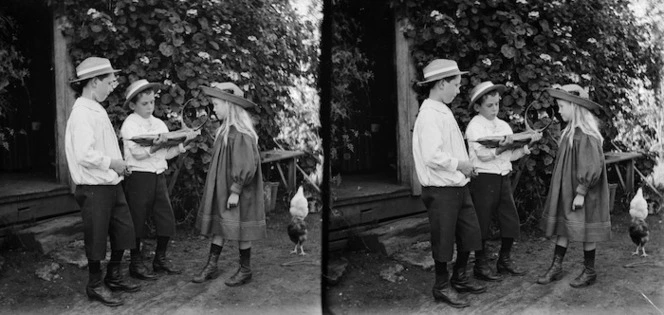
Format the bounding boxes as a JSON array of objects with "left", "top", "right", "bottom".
[
  {"left": 0, "top": 209, "right": 321, "bottom": 314},
  {"left": 326, "top": 211, "right": 664, "bottom": 314}
]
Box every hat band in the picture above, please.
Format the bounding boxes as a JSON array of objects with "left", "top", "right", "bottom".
[
  {"left": 470, "top": 85, "right": 494, "bottom": 103},
  {"left": 126, "top": 83, "right": 150, "bottom": 99},
  {"left": 423, "top": 65, "right": 460, "bottom": 79},
  {"left": 77, "top": 63, "right": 114, "bottom": 77}
]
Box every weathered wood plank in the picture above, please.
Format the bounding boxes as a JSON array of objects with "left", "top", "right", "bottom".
[
  {"left": 394, "top": 16, "right": 421, "bottom": 196},
  {"left": 53, "top": 14, "right": 76, "bottom": 190}
]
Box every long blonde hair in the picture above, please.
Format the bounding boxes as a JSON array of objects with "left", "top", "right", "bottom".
[
  {"left": 213, "top": 98, "right": 259, "bottom": 145},
  {"left": 560, "top": 101, "right": 603, "bottom": 147}
]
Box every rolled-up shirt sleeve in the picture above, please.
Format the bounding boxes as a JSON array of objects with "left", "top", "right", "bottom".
[{"left": 121, "top": 121, "right": 152, "bottom": 161}]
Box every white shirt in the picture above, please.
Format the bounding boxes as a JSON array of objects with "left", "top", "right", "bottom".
[
  {"left": 465, "top": 115, "right": 529, "bottom": 175},
  {"left": 120, "top": 113, "right": 184, "bottom": 174},
  {"left": 412, "top": 99, "right": 470, "bottom": 187},
  {"left": 65, "top": 97, "right": 124, "bottom": 185}
]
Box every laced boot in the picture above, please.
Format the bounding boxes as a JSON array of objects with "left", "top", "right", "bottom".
[
  {"left": 570, "top": 250, "right": 597, "bottom": 288},
  {"left": 104, "top": 263, "right": 141, "bottom": 292},
  {"left": 536, "top": 253, "right": 564, "bottom": 284},
  {"left": 225, "top": 248, "right": 252, "bottom": 287},
  {"left": 86, "top": 271, "right": 123, "bottom": 307},
  {"left": 129, "top": 251, "right": 158, "bottom": 280},
  {"left": 496, "top": 251, "right": 526, "bottom": 276},
  {"left": 473, "top": 251, "right": 503, "bottom": 282},
  {"left": 432, "top": 272, "right": 469, "bottom": 308},
  {"left": 192, "top": 252, "right": 221, "bottom": 283},
  {"left": 153, "top": 250, "right": 183, "bottom": 275},
  {"left": 451, "top": 265, "right": 487, "bottom": 294}
]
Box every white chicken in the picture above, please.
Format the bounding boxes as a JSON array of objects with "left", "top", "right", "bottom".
[
  {"left": 630, "top": 188, "right": 648, "bottom": 221},
  {"left": 287, "top": 186, "right": 308, "bottom": 255},
  {"left": 629, "top": 188, "right": 650, "bottom": 257}
]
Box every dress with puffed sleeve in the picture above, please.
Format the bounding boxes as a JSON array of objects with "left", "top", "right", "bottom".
[{"left": 540, "top": 127, "right": 611, "bottom": 242}]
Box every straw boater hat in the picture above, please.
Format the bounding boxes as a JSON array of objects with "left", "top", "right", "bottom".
[
  {"left": 123, "top": 79, "right": 162, "bottom": 108},
  {"left": 200, "top": 82, "right": 257, "bottom": 109},
  {"left": 417, "top": 59, "right": 468, "bottom": 85},
  {"left": 469, "top": 81, "right": 506, "bottom": 107},
  {"left": 70, "top": 57, "right": 121, "bottom": 83},
  {"left": 546, "top": 84, "right": 604, "bottom": 116}
]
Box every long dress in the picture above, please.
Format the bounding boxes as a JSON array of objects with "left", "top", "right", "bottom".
[
  {"left": 540, "top": 127, "right": 611, "bottom": 242},
  {"left": 196, "top": 126, "right": 267, "bottom": 241}
]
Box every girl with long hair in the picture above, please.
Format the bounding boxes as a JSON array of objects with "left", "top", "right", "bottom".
[
  {"left": 537, "top": 84, "right": 611, "bottom": 288},
  {"left": 192, "top": 82, "right": 266, "bottom": 287}
]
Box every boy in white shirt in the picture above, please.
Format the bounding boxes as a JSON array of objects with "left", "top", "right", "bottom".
[
  {"left": 65, "top": 57, "right": 139, "bottom": 307},
  {"left": 412, "top": 59, "right": 486, "bottom": 309},
  {"left": 120, "top": 80, "right": 197, "bottom": 281},
  {"left": 465, "top": 81, "right": 542, "bottom": 281}
]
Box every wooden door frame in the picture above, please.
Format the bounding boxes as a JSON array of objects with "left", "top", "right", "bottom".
[
  {"left": 53, "top": 12, "right": 76, "bottom": 191},
  {"left": 394, "top": 15, "right": 421, "bottom": 196}
]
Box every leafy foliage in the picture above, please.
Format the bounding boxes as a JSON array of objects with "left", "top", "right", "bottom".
[
  {"left": 388, "top": 0, "right": 664, "bottom": 223},
  {"left": 55, "top": 0, "right": 320, "bottom": 224},
  {"left": 0, "top": 13, "right": 29, "bottom": 151},
  {"left": 330, "top": 1, "right": 374, "bottom": 169}
]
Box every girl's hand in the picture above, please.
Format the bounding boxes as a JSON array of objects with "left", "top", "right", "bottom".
[
  {"left": 572, "top": 194, "right": 585, "bottom": 211},
  {"left": 227, "top": 192, "right": 240, "bottom": 209}
]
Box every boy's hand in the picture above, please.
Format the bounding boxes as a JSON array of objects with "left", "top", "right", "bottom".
[
  {"left": 499, "top": 135, "right": 514, "bottom": 146},
  {"left": 457, "top": 161, "right": 476, "bottom": 178},
  {"left": 183, "top": 130, "right": 201, "bottom": 149},
  {"left": 572, "top": 194, "right": 585, "bottom": 211},
  {"left": 530, "top": 132, "right": 543, "bottom": 144},
  {"left": 227, "top": 192, "right": 240, "bottom": 209},
  {"left": 110, "top": 159, "right": 130, "bottom": 176},
  {"left": 153, "top": 134, "right": 168, "bottom": 145}
]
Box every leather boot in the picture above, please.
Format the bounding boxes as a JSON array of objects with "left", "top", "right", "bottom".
[
  {"left": 536, "top": 254, "right": 564, "bottom": 284},
  {"left": 130, "top": 252, "right": 158, "bottom": 280},
  {"left": 569, "top": 267, "right": 597, "bottom": 288},
  {"left": 153, "top": 251, "right": 182, "bottom": 275},
  {"left": 496, "top": 251, "right": 526, "bottom": 276},
  {"left": 192, "top": 252, "right": 221, "bottom": 283},
  {"left": 432, "top": 272, "right": 469, "bottom": 308},
  {"left": 104, "top": 263, "right": 141, "bottom": 292},
  {"left": 570, "top": 250, "right": 596, "bottom": 288},
  {"left": 86, "top": 271, "right": 123, "bottom": 307},
  {"left": 451, "top": 265, "right": 487, "bottom": 294},
  {"left": 473, "top": 252, "right": 503, "bottom": 282},
  {"left": 225, "top": 248, "right": 252, "bottom": 287}
]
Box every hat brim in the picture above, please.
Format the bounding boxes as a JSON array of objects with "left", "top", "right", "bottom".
[
  {"left": 200, "top": 86, "right": 257, "bottom": 109},
  {"left": 546, "top": 88, "right": 605, "bottom": 116},
  {"left": 470, "top": 84, "right": 506, "bottom": 107},
  {"left": 123, "top": 83, "right": 163, "bottom": 108},
  {"left": 70, "top": 69, "right": 121, "bottom": 83},
  {"left": 416, "top": 70, "right": 469, "bottom": 85}
]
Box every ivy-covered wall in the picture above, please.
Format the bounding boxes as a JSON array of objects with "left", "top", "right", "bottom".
[
  {"left": 332, "top": 0, "right": 663, "bottom": 225},
  {"left": 55, "top": 0, "right": 320, "bottom": 224}
]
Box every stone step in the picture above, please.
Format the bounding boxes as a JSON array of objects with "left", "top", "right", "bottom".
[
  {"left": 16, "top": 214, "right": 83, "bottom": 254},
  {"left": 356, "top": 215, "right": 430, "bottom": 256}
]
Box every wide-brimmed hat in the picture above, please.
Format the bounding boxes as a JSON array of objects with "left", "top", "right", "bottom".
[
  {"left": 546, "top": 84, "right": 604, "bottom": 116},
  {"left": 70, "top": 57, "right": 121, "bottom": 83},
  {"left": 123, "top": 79, "right": 162, "bottom": 108},
  {"left": 200, "top": 82, "right": 257, "bottom": 109},
  {"left": 469, "top": 81, "right": 506, "bottom": 107},
  {"left": 416, "top": 59, "right": 468, "bottom": 85}
]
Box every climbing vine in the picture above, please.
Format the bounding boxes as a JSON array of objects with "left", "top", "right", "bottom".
[{"left": 55, "top": 0, "right": 320, "bottom": 223}]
